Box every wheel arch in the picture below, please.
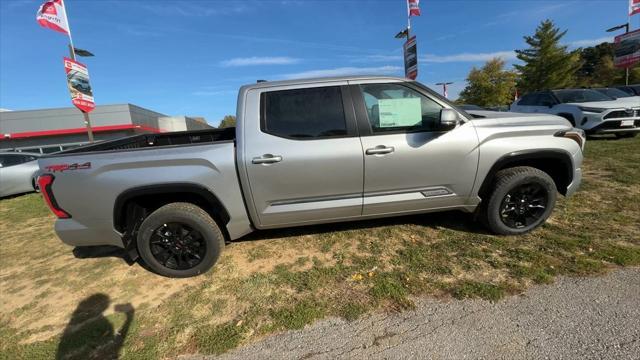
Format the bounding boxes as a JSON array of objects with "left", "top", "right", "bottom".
[
  {"left": 113, "top": 183, "right": 231, "bottom": 242},
  {"left": 478, "top": 149, "right": 574, "bottom": 199}
]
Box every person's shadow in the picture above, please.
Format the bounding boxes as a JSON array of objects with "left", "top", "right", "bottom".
[{"left": 56, "top": 294, "right": 134, "bottom": 360}]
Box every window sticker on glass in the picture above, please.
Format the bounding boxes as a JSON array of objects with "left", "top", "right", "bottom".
[{"left": 378, "top": 98, "right": 422, "bottom": 127}]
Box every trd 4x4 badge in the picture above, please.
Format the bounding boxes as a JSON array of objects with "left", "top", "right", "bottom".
[{"left": 45, "top": 162, "right": 91, "bottom": 173}]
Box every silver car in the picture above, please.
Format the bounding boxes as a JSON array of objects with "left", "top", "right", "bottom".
[{"left": 0, "top": 152, "right": 41, "bottom": 197}]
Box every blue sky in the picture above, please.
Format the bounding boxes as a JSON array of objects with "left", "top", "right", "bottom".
[{"left": 1, "top": 0, "right": 638, "bottom": 126}]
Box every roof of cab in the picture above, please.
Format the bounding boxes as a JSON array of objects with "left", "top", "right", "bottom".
[{"left": 240, "top": 75, "right": 409, "bottom": 91}]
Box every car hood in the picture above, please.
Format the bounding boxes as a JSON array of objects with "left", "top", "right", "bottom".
[
  {"left": 468, "top": 110, "right": 572, "bottom": 128},
  {"left": 564, "top": 100, "right": 632, "bottom": 108},
  {"left": 608, "top": 96, "right": 640, "bottom": 107}
]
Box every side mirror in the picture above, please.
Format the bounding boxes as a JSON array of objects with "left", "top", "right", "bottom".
[{"left": 439, "top": 108, "right": 459, "bottom": 128}]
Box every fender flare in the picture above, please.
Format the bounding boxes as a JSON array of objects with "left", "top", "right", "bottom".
[
  {"left": 477, "top": 149, "right": 574, "bottom": 198},
  {"left": 113, "top": 182, "right": 231, "bottom": 233}
]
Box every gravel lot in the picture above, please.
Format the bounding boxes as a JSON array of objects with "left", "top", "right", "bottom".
[{"left": 184, "top": 268, "right": 640, "bottom": 360}]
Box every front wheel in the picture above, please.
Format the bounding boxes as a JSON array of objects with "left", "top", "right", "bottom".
[
  {"left": 137, "top": 202, "right": 224, "bottom": 278},
  {"left": 482, "top": 167, "right": 557, "bottom": 235}
]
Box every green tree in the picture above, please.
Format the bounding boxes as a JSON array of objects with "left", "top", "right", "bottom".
[
  {"left": 218, "top": 115, "right": 236, "bottom": 128},
  {"left": 576, "top": 42, "right": 640, "bottom": 86},
  {"left": 458, "top": 58, "right": 517, "bottom": 107},
  {"left": 515, "top": 20, "right": 582, "bottom": 92}
]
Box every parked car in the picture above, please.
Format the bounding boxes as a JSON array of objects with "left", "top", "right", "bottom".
[
  {"left": 37, "top": 76, "right": 585, "bottom": 277},
  {"left": 592, "top": 87, "right": 640, "bottom": 106},
  {"left": 0, "top": 152, "right": 41, "bottom": 197},
  {"left": 615, "top": 84, "right": 640, "bottom": 96},
  {"left": 510, "top": 89, "right": 639, "bottom": 138}
]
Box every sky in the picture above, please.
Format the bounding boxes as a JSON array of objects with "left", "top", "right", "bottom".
[{"left": 1, "top": 0, "right": 638, "bottom": 126}]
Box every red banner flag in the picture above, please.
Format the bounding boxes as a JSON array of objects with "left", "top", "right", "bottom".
[
  {"left": 36, "top": 0, "right": 69, "bottom": 35},
  {"left": 408, "top": 0, "right": 421, "bottom": 16},
  {"left": 631, "top": 0, "right": 640, "bottom": 16}
]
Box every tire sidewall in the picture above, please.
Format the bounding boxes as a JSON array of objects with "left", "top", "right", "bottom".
[
  {"left": 487, "top": 172, "right": 557, "bottom": 235},
  {"left": 137, "top": 206, "right": 223, "bottom": 278}
]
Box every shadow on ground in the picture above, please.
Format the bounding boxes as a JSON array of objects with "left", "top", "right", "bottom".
[
  {"left": 237, "top": 210, "right": 490, "bottom": 243},
  {"left": 56, "top": 293, "right": 134, "bottom": 360}
]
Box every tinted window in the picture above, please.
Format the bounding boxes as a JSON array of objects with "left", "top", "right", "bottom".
[
  {"left": 0, "top": 154, "right": 32, "bottom": 167},
  {"left": 261, "top": 86, "right": 347, "bottom": 139},
  {"left": 537, "top": 93, "right": 557, "bottom": 106},
  {"left": 359, "top": 83, "right": 443, "bottom": 133},
  {"left": 518, "top": 94, "right": 539, "bottom": 106},
  {"left": 552, "top": 89, "right": 613, "bottom": 103},
  {"left": 594, "top": 88, "right": 633, "bottom": 98}
]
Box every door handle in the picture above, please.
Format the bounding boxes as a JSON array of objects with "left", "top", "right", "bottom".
[
  {"left": 365, "top": 146, "right": 395, "bottom": 155},
  {"left": 252, "top": 154, "right": 283, "bottom": 164}
]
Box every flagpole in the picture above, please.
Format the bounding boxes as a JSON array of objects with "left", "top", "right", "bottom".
[
  {"left": 60, "top": 0, "right": 94, "bottom": 142},
  {"left": 406, "top": 0, "right": 411, "bottom": 38}
]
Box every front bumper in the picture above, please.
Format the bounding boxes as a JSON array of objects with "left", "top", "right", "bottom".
[
  {"left": 566, "top": 149, "right": 583, "bottom": 197},
  {"left": 587, "top": 118, "right": 640, "bottom": 134}
]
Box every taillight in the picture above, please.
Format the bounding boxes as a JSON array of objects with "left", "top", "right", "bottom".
[{"left": 38, "top": 174, "right": 71, "bottom": 219}]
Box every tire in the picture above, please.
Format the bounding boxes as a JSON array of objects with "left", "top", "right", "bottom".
[
  {"left": 136, "top": 202, "right": 224, "bottom": 278},
  {"left": 482, "top": 166, "right": 557, "bottom": 235}
]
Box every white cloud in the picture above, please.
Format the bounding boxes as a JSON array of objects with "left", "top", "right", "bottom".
[
  {"left": 351, "top": 54, "right": 403, "bottom": 62},
  {"left": 282, "top": 66, "right": 402, "bottom": 79},
  {"left": 569, "top": 37, "right": 613, "bottom": 48},
  {"left": 220, "top": 56, "right": 300, "bottom": 67},
  {"left": 422, "top": 51, "right": 517, "bottom": 63}
]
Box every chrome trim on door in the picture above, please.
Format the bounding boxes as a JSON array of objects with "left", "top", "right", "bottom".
[
  {"left": 365, "top": 146, "right": 395, "bottom": 155},
  {"left": 252, "top": 154, "right": 283, "bottom": 164}
]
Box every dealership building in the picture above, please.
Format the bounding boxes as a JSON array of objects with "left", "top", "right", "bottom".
[{"left": 0, "top": 104, "right": 213, "bottom": 153}]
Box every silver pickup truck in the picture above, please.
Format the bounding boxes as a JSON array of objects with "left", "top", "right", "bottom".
[{"left": 37, "top": 76, "right": 585, "bottom": 277}]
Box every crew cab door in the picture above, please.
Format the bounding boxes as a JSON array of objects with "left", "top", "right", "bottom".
[
  {"left": 240, "top": 82, "right": 364, "bottom": 227},
  {"left": 350, "top": 81, "right": 480, "bottom": 215}
]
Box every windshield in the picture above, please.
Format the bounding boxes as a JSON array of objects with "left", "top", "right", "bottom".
[
  {"left": 552, "top": 89, "right": 614, "bottom": 103},
  {"left": 594, "top": 88, "right": 633, "bottom": 99}
]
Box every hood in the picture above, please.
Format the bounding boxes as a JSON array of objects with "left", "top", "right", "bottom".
[
  {"left": 564, "top": 100, "right": 631, "bottom": 109},
  {"left": 608, "top": 96, "right": 640, "bottom": 107},
  {"left": 469, "top": 110, "right": 571, "bottom": 128}
]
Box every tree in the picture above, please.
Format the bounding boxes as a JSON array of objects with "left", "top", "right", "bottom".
[
  {"left": 458, "top": 58, "right": 517, "bottom": 107},
  {"left": 218, "top": 115, "right": 236, "bottom": 128},
  {"left": 515, "top": 20, "right": 582, "bottom": 92},
  {"left": 576, "top": 42, "right": 640, "bottom": 86}
]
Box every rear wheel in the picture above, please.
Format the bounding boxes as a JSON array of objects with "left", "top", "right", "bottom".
[
  {"left": 137, "top": 202, "right": 224, "bottom": 278},
  {"left": 482, "top": 166, "right": 557, "bottom": 235}
]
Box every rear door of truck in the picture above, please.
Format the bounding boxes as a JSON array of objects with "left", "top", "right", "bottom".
[{"left": 240, "top": 81, "right": 364, "bottom": 227}]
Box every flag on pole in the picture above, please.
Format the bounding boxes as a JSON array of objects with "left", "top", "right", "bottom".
[
  {"left": 36, "top": 0, "right": 69, "bottom": 35},
  {"left": 408, "top": 0, "right": 421, "bottom": 16},
  {"left": 631, "top": 0, "right": 640, "bottom": 16}
]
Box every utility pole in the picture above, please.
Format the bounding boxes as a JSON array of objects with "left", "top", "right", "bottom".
[{"left": 435, "top": 82, "right": 453, "bottom": 98}]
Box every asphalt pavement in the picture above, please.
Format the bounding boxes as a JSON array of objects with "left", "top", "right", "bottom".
[{"left": 183, "top": 267, "right": 640, "bottom": 360}]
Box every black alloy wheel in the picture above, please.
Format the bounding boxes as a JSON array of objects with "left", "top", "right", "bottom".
[
  {"left": 499, "top": 183, "right": 548, "bottom": 229},
  {"left": 150, "top": 222, "right": 206, "bottom": 270}
]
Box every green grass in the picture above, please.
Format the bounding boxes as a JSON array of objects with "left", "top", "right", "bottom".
[{"left": 1, "top": 136, "right": 639, "bottom": 359}]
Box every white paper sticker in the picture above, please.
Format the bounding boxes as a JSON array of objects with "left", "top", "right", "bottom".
[{"left": 378, "top": 98, "right": 422, "bottom": 127}]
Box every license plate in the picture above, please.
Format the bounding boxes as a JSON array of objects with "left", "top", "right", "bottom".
[{"left": 621, "top": 120, "right": 634, "bottom": 127}]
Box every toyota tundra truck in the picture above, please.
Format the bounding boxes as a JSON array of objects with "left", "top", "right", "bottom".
[{"left": 37, "top": 76, "right": 585, "bottom": 277}]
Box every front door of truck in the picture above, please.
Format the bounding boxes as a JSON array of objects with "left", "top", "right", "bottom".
[
  {"left": 242, "top": 83, "right": 364, "bottom": 227},
  {"left": 351, "top": 82, "right": 480, "bottom": 216}
]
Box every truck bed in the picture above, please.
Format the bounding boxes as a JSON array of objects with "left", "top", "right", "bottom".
[{"left": 58, "top": 127, "right": 235, "bottom": 155}]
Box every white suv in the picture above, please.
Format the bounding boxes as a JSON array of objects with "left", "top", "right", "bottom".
[{"left": 510, "top": 89, "right": 639, "bottom": 138}]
